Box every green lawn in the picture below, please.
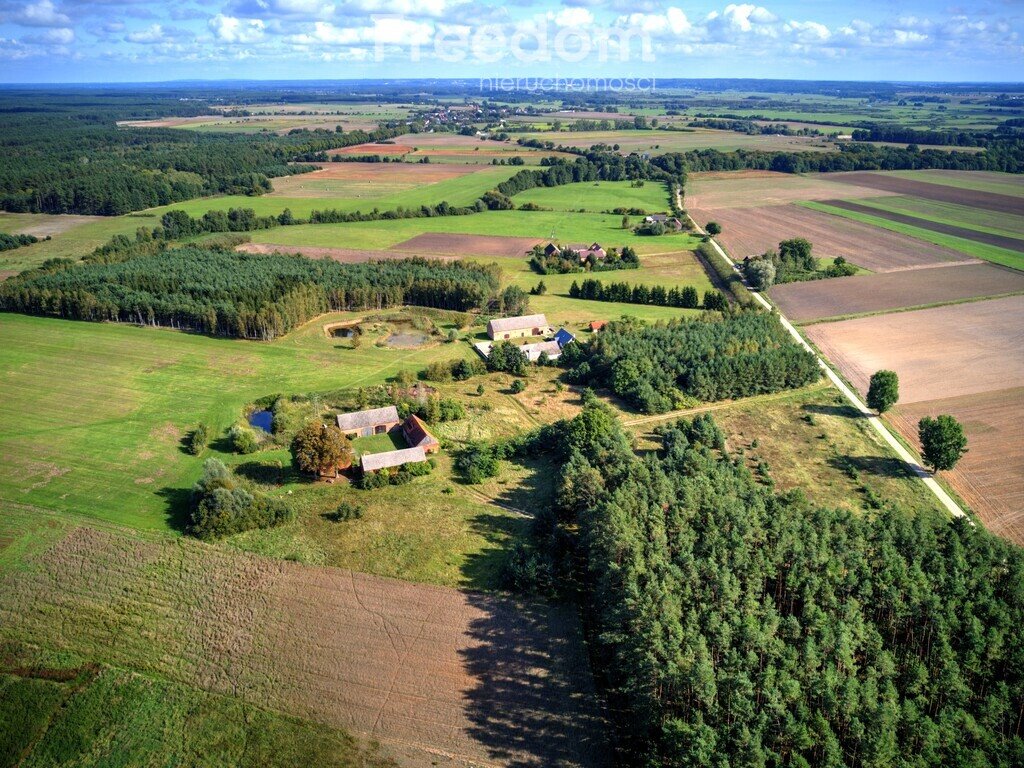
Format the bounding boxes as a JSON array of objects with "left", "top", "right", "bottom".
[
  {"left": 800, "top": 201, "right": 1024, "bottom": 271},
  {"left": 0, "top": 311, "right": 475, "bottom": 531},
  {"left": 154, "top": 165, "right": 529, "bottom": 219},
  {"left": 514, "top": 180, "right": 672, "bottom": 213},
  {"left": 351, "top": 430, "right": 406, "bottom": 455}
]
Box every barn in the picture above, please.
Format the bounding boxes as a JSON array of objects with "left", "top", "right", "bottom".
[
  {"left": 336, "top": 405, "right": 401, "bottom": 438},
  {"left": 486, "top": 313, "right": 550, "bottom": 340}
]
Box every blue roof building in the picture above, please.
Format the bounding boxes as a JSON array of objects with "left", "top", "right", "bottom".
[{"left": 554, "top": 328, "right": 576, "bottom": 348}]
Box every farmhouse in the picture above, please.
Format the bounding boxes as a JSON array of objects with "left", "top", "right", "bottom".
[
  {"left": 589, "top": 320, "right": 607, "bottom": 333},
  {"left": 402, "top": 414, "right": 440, "bottom": 454},
  {"left": 487, "top": 313, "right": 549, "bottom": 340},
  {"left": 522, "top": 340, "right": 563, "bottom": 363},
  {"left": 553, "top": 328, "right": 576, "bottom": 348},
  {"left": 644, "top": 214, "right": 684, "bottom": 231},
  {"left": 361, "top": 446, "right": 428, "bottom": 473},
  {"left": 544, "top": 242, "right": 607, "bottom": 263},
  {"left": 336, "top": 405, "right": 400, "bottom": 437}
]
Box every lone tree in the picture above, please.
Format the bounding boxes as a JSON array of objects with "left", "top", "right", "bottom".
[
  {"left": 746, "top": 258, "right": 776, "bottom": 291},
  {"left": 291, "top": 421, "right": 352, "bottom": 476},
  {"left": 918, "top": 415, "right": 968, "bottom": 473},
  {"left": 705, "top": 221, "right": 722, "bottom": 236},
  {"left": 487, "top": 340, "right": 528, "bottom": 375},
  {"left": 867, "top": 370, "right": 900, "bottom": 413}
]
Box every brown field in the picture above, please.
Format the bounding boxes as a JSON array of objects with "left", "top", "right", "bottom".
[
  {"left": 118, "top": 116, "right": 222, "bottom": 128},
  {"left": 0, "top": 523, "right": 609, "bottom": 768},
  {"left": 685, "top": 172, "right": 898, "bottom": 210},
  {"left": 830, "top": 172, "right": 1024, "bottom": 216},
  {"left": 0, "top": 211, "right": 101, "bottom": 237},
  {"left": 237, "top": 242, "right": 450, "bottom": 263},
  {"left": 303, "top": 162, "right": 485, "bottom": 181},
  {"left": 332, "top": 143, "right": 416, "bottom": 156},
  {"left": 804, "top": 295, "right": 1024, "bottom": 403},
  {"left": 889, "top": 388, "right": 1024, "bottom": 543},
  {"left": 822, "top": 199, "right": 1024, "bottom": 253},
  {"left": 690, "top": 203, "right": 974, "bottom": 270},
  {"left": 390, "top": 233, "right": 542, "bottom": 258},
  {"left": 770, "top": 262, "right": 1024, "bottom": 322}
]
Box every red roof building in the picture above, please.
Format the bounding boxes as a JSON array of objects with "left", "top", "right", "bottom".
[{"left": 402, "top": 414, "right": 440, "bottom": 454}]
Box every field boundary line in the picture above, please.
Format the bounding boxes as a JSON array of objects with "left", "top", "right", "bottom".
[{"left": 685, "top": 210, "right": 967, "bottom": 521}]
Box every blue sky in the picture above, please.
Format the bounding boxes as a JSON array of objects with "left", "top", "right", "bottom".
[{"left": 0, "top": 0, "right": 1021, "bottom": 83}]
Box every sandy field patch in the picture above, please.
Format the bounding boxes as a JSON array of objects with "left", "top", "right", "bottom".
[
  {"left": 237, "top": 242, "right": 449, "bottom": 263},
  {"left": 389, "top": 233, "right": 543, "bottom": 258},
  {"left": 829, "top": 172, "right": 1024, "bottom": 216},
  {"left": 890, "top": 388, "right": 1024, "bottom": 544},
  {"left": 0, "top": 525, "right": 609, "bottom": 768},
  {"left": 770, "top": 262, "right": 1024, "bottom": 322},
  {"left": 690, "top": 203, "right": 974, "bottom": 271},
  {"left": 685, "top": 172, "right": 899, "bottom": 210},
  {"left": 0, "top": 211, "right": 102, "bottom": 237},
  {"left": 804, "top": 295, "right": 1024, "bottom": 403}
]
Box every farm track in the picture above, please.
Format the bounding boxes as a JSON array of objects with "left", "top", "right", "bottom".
[
  {"left": 830, "top": 172, "right": 1024, "bottom": 216},
  {"left": 820, "top": 199, "right": 1024, "bottom": 252}
]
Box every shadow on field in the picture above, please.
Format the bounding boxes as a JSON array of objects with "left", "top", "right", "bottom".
[
  {"left": 801, "top": 402, "right": 863, "bottom": 419},
  {"left": 156, "top": 486, "right": 192, "bottom": 533},
  {"left": 459, "top": 593, "right": 610, "bottom": 767},
  {"left": 828, "top": 454, "right": 915, "bottom": 480},
  {"left": 461, "top": 513, "right": 527, "bottom": 589}
]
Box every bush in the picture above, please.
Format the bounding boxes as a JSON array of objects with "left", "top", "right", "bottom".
[
  {"left": 188, "top": 459, "right": 293, "bottom": 540},
  {"left": 229, "top": 424, "right": 260, "bottom": 455},
  {"left": 510, "top": 378, "right": 526, "bottom": 394},
  {"left": 326, "top": 501, "right": 363, "bottom": 521},
  {"left": 455, "top": 443, "right": 500, "bottom": 484},
  {"left": 186, "top": 423, "right": 210, "bottom": 455}
]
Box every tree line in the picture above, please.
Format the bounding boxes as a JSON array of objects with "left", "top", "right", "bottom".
[
  {"left": 510, "top": 400, "right": 1024, "bottom": 766},
  {"left": 559, "top": 314, "right": 820, "bottom": 412},
  {"left": 0, "top": 246, "right": 501, "bottom": 340},
  {"left": 568, "top": 277, "right": 725, "bottom": 311}
]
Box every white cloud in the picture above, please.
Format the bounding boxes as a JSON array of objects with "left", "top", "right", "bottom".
[
  {"left": 553, "top": 7, "right": 592, "bottom": 28},
  {"left": 126, "top": 24, "right": 164, "bottom": 44},
  {"left": 209, "top": 14, "right": 266, "bottom": 43},
  {"left": 12, "top": 0, "right": 70, "bottom": 27}
]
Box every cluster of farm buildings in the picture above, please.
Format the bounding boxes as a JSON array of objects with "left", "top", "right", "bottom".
[
  {"left": 335, "top": 406, "right": 439, "bottom": 475},
  {"left": 474, "top": 312, "right": 576, "bottom": 362}
]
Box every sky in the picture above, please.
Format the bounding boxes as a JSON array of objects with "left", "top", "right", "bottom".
[{"left": 0, "top": 0, "right": 1022, "bottom": 83}]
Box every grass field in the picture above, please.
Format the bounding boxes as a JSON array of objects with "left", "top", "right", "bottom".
[
  {"left": 513, "top": 180, "right": 671, "bottom": 213},
  {"left": 529, "top": 127, "right": 832, "bottom": 153},
  {"left": 801, "top": 201, "right": 1024, "bottom": 270},
  {"left": 843, "top": 195, "right": 1024, "bottom": 239},
  {"left": 889, "top": 170, "right": 1024, "bottom": 198}
]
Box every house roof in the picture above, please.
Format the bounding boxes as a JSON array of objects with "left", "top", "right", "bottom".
[
  {"left": 361, "top": 446, "right": 427, "bottom": 472},
  {"left": 487, "top": 314, "right": 548, "bottom": 334},
  {"left": 589, "top": 320, "right": 607, "bottom": 332},
  {"left": 522, "top": 340, "right": 562, "bottom": 362},
  {"left": 648, "top": 213, "right": 669, "bottom": 222},
  {"left": 403, "top": 414, "right": 439, "bottom": 448},
  {"left": 554, "top": 328, "right": 575, "bottom": 347},
  {"left": 337, "top": 405, "right": 400, "bottom": 432}
]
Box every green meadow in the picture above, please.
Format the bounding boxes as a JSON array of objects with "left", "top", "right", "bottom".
[{"left": 514, "top": 179, "right": 672, "bottom": 213}]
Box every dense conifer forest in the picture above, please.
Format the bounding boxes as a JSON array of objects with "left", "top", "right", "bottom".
[
  {"left": 0, "top": 248, "right": 499, "bottom": 339},
  {"left": 515, "top": 401, "right": 1024, "bottom": 767},
  {"left": 561, "top": 314, "right": 821, "bottom": 412}
]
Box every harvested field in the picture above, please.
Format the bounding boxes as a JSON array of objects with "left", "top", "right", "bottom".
[
  {"left": 890, "top": 388, "right": 1024, "bottom": 544},
  {"left": 0, "top": 524, "right": 609, "bottom": 768},
  {"left": 332, "top": 143, "right": 415, "bottom": 156},
  {"left": 389, "top": 233, "right": 542, "bottom": 258},
  {"left": 689, "top": 203, "right": 974, "bottom": 270},
  {"left": 821, "top": 200, "right": 1024, "bottom": 253},
  {"left": 269, "top": 163, "right": 487, "bottom": 198},
  {"left": 770, "top": 262, "right": 1024, "bottom": 322},
  {"left": 0, "top": 211, "right": 101, "bottom": 237},
  {"left": 685, "top": 172, "right": 897, "bottom": 210},
  {"left": 804, "top": 295, "right": 1024, "bottom": 403},
  {"left": 829, "top": 172, "right": 1024, "bottom": 216},
  {"left": 237, "top": 242, "right": 447, "bottom": 263}
]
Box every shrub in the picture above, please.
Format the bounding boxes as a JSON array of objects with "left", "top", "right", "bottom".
[
  {"left": 510, "top": 379, "right": 526, "bottom": 394},
  {"left": 188, "top": 459, "right": 293, "bottom": 540},
  {"left": 186, "top": 423, "right": 210, "bottom": 455},
  {"left": 229, "top": 424, "right": 260, "bottom": 455}
]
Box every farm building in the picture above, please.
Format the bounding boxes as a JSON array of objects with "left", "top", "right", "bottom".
[
  {"left": 487, "top": 313, "right": 550, "bottom": 340},
  {"left": 361, "top": 446, "right": 428, "bottom": 474},
  {"left": 402, "top": 414, "right": 440, "bottom": 454},
  {"left": 644, "top": 214, "right": 683, "bottom": 231},
  {"left": 589, "top": 320, "right": 607, "bottom": 333},
  {"left": 522, "top": 340, "right": 563, "bottom": 363},
  {"left": 554, "top": 328, "right": 576, "bottom": 348},
  {"left": 544, "top": 242, "right": 607, "bottom": 263},
  {"left": 337, "top": 405, "right": 401, "bottom": 438}
]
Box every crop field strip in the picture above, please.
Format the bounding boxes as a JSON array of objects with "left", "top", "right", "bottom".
[
  {"left": 688, "top": 202, "right": 973, "bottom": 271},
  {"left": 847, "top": 195, "right": 1024, "bottom": 238},
  {"left": 828, "top": 172, "right": 1024, "bottom": 216},
  {"left": 769, "top": 262, "right": 1024, "bottom": 323},
  {"left": 0, "top": 521, "right": 609, "bottom": 768},
  {"left": 888, "top": 170, "right": 1024, "bottom": 198},
  {"left": 684, "top": 170, "right": 900, "bottom": 210},
  {"left": 819, "top": 199, "right": 1024, "bottom": 253}
]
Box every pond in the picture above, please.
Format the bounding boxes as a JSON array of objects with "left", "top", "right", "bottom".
[
  {"left": 385, "top": 330, "right": 431, "bottom": 349},
  {"left": 248, "top": 410, "right": 273, "bottom": 433}
]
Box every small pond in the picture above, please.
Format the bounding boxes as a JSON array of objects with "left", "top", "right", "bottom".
[
  {"left": 248, "top": 410, "right": 273, "bottom": 433},
  {"left": 331, "top": 326, "right": 355, "bottom": 338}
]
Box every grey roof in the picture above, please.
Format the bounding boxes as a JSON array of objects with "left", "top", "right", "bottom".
[
  {"left": 361, "top": 446, "right": 427, "bottom": 472},
  {"left": 522, "top": 340, "right": 562, "bottom": 362},
  {"left": 487, "top": 314, "right": 548, "bottom": 334},
  {"left": 336, "top": 405, "right": 400, "bottom": 432}
]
